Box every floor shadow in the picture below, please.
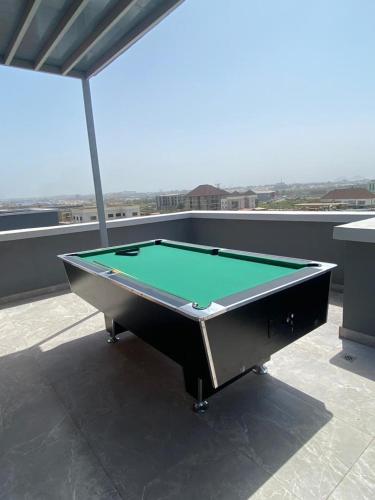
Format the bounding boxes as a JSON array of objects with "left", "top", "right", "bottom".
[
  {"left": 35, "top": 311, "right": 100, "bottom": 346},
  {"left": 0, "top": 287, "right": 70, "bottom": 311},
  {"left": 0, "top": 324, "right": 334, "bottom": 500},
  {"left": 330, "top": 338, "right": 375, "bottom": 382}
]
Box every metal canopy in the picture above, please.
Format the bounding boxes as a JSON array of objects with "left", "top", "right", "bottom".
[
  {"left": 0, "top": 0, "right": 183, "bottom": 78},
  {"left": 0, "top": 0, "right": 184, "bottom": 248}
]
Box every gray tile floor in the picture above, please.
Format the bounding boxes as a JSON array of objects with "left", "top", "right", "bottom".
[{"left": 0, "top": 291, "right": 374, "bottom": 499}]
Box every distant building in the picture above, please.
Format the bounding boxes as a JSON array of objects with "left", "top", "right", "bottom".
[
  {"left": 155, "top": 193, "right": 186, "bottom": 212},
  {"left": 253, "top": 190, "right": 276, "bottom": 202},
  {"left": 221, "top": 190, "right": 257, "bottom": 210},
  {"left": 58, "top": 209, "right": 73, "bottom": 224},
  {"left": 185, "top": 184, "right": 229, "bottom": 210},
  {"left": 71, "top": 205, "right": 140, "bottom": 223},
  {"left": 321, "top": 188, "right": 375, "bottom": 208},
  {"left": 0, "top": 208, "right": 59, "bottom": 231},
  {"left": 368, "top": 180, "right": 375, "bottom": 193}
]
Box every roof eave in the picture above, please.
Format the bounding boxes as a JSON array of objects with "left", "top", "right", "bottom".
[{"left": 0, "top": 0, "right": 185, "bottom": 80}]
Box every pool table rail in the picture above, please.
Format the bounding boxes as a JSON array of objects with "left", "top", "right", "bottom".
[{"left": 59, "top": 240, "right": 335, "bottom": 321}]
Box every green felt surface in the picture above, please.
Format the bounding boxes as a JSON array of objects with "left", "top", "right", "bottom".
[{"left": 80, "top": 243, "right": 305, "bottom": 308}]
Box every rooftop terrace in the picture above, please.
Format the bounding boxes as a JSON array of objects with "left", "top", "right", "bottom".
[
  {"left": 1, "top": 288, "right": 374, "bottom": 499},
  {"left": 3, "top": 2, "right": 374, "bottom": 497},
  {"left": 1, "top": 210, "right": 375, "bottom": 499}
]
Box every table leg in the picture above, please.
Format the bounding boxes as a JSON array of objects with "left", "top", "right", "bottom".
[
  {"left": 192, "top": 377, "right": 209, "bottom": 413},
  {"left": 104, "top": 315, "right": 123, "bottom": 343},
  {"left": 252, "top": 364, "right": 268, "bottom": 375}
]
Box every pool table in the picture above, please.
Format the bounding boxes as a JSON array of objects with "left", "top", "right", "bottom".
[{"left": 59, "top": 239, "right": 336, "bottom": 412}]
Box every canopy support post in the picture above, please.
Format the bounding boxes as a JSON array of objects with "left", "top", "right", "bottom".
[{"left": 81, "top": 78, "right": 109, "bottom": 247}]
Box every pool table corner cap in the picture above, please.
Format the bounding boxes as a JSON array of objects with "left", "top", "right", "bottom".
[{"left": 179, "top": 301, "right": 226, "bottom": 319}]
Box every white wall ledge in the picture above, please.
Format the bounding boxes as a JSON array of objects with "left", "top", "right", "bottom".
[
  {"left": 1, "top": 210, "right": 375, "bottom": 242},
  {"left": 333, "top": 217, "right": 375, "bottom": 243},
  {"left": 189, "top": 210, "right": 375, "bottom": 223},
  {"left": 0, "top": 212, "right": 190, "bottom": 242}
]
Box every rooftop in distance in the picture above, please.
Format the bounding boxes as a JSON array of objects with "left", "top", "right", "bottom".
[
  {"left": 322, "top": 187, "right": 375, "bottom": 200},
  {"left": 186, "top": 184, "right": 230, "bottom": 197}
]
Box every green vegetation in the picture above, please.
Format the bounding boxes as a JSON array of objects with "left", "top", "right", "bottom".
[{"left": 259, "top": 198, "right": 322, "bottom": 210}]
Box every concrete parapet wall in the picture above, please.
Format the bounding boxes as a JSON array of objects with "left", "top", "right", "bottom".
[{"left": 1, "top": 210, "right": 374, "bottom": 302}]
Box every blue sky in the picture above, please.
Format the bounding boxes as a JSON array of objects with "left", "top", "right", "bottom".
[{"left": 1, "top": 0, "right": 375, "bottom": 198}]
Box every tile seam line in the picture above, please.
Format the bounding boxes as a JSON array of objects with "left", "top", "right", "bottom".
[
  {"left": 30, "top": 320, "right": 242, "bottom": 497},
  {"left": 258, "top": 393, "right": 351, "bottom": 458},
  {"left": 235, "top": 393, "right": 343, "bottom": 500},
  {"left": 141, "top": 442, "right": 279, "bottom": 500},
  {"left": 138, "top": 381, "right": 282, "bottom": 496},
  {"left": 239, "top": 446, "right": 305, "bottom": 500},
  {"left": 31, "top": 351, "right": 124, "bottom": 500},
  {"left": 194, "top": 387, "right": 307, "bottom": 499},
  {"left": 296, "top": 387, "right": 374, "bottom": 440},
  {"left": 326, "top": 436, "right": 375, "bottom": 498},
  {"left": 269, "top": 338, "right": 375, "bottom": 440}
]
